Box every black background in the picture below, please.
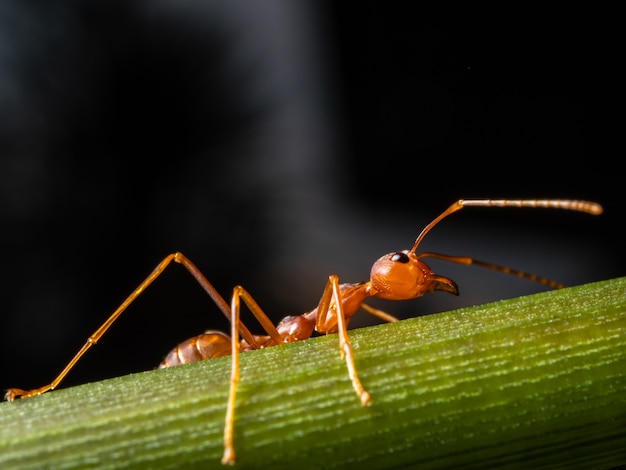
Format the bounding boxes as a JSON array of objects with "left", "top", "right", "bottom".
[{"left": 1, "top": 2, "right": 621, "bottom": 393}]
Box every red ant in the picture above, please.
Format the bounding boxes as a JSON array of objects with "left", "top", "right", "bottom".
[{"left": 5, "top": 199, "right": 603, "bottom": 464}]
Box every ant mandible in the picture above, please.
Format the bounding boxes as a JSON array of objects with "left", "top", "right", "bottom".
[{"left": 5, "top": 198, "right": 603, "bottom": 464}]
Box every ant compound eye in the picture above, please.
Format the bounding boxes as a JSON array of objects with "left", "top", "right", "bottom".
[{"left": 391, "top": 252, "right": 410, "bottom": 263}]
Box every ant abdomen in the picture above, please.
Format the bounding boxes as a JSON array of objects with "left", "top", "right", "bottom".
[{"left": 159, "top": 330, "right": 231, "bottom": 368}]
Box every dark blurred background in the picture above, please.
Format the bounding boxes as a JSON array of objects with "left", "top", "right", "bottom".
[{"left": 1, "top": 2, "right": 621, "bottom": 392}]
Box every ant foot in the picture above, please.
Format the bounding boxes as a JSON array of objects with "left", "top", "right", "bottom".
[
  {"left": 4, "top": 388, "right": 29, "bottom": 401},
  {"left": 221, "top": 447, "right": 236, "bottom": 465}
]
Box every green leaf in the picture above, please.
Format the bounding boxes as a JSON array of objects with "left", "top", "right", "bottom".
[{"left": 1, "top": 277, "right": 625, "bottom": 469}]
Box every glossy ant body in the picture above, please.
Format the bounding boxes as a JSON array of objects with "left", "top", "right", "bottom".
[{"left": 5, "top": 199, "right": 603, "bottom": 464}]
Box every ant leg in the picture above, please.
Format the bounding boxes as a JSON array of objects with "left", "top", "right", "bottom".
[
  {"left": 317, "top": 275, "right": 371, "bottom": 406},
  {"left": 417, "top": 252, "right": 565, "bottom": 289},
  {"left": 221, "top": 285, "right": 291, "bottom": 464},
  {"left": 360, "top": 303, "right": 400, "bottom": 323},
  {"left": 221, "top": 288, "right": 242, "bottom": 465},
  {"left": 172, "top": 253, "right": 259, "bottom": 345},
  {"left": 231, "top": 286, "right": 283, "bottom": 345},
  {"left": 5, "top": 252, "right": 257, "bottom": 401}
]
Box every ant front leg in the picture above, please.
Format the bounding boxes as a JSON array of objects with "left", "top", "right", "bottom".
[{"left": 317, "top": 275, "right": 371, "bottom": 406}]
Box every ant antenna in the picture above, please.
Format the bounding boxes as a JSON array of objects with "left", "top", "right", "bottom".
[{"left": 410, "top": 199, "right": 603, "bottom": 255}]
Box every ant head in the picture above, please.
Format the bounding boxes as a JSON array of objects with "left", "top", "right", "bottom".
[
  {"left": 370, "top": 250, "right": 458, "bottom": 301},
  {"left": 367, "top": 200, "right": 462, "bottom": 301}
]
